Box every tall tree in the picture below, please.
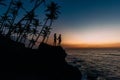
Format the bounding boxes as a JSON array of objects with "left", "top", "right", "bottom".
[
  {"left": 45, "top": 1, "right": 60, "bottom": 26},
  {"left": 44, "top": 1, "right": 60, "bottom": 42},
  {"left": 28, "top": 19, "right": 39, "bottom": 48},
  {"left": 16, "top": 11, "right": 36, "bottom": 42},
  {"left": 6, "top": 0, "right": 23, "bottom": 37},
  {"left": 32, "top": 1, "right": 60, "bottom": 48},
  {"left": 0, "top": 0, "right": 13, "bottom": 33},
  {"left": 15, "top": 0, "right": 46, "bottom": 29},
  {"left": 15, "top": 0, "right": 46, "bottom": 42}
]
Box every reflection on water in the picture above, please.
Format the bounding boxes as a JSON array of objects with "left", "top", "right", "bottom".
[{"left": 65, "top": 48, "right": 120, "bottom": 80}]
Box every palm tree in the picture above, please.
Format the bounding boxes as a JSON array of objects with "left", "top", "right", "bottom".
[
  {"left": 32, "top": 1, "right": 60, "bottom": 48},
  {"left": 44, "top": 1, "right": 60, "bottom": 42},
  {"left": 45, "top": 1, "right": 60, "bottom": 25},
  {"left": 0, "top": 15, "right": 9, "bottom": 32},
  {"left": 18, "top": 24, "right": 30, "bottom": 43},
  {"left": 6, "top": 0, "right": 23, "bottom": 37},
  {"left": 15, "top": 0, "right": 46, "bottom": 30},
  {"left": 0, "top": 0, "right": 13, "bottom": 34},
  {"left": 28, "top": 19, "right": 39, "bottom": 48},
  {"left": 14, "top": 0, "right": 46, "bottom": 43},
  {"left": 16, "top": 11, "right": 36, "bottom": 42},
  {"left": 41, "top": 26, "right": 51, "bottom": 42},
  {"left": 15, "top": 22, "right": 24, "bottom": 42}
]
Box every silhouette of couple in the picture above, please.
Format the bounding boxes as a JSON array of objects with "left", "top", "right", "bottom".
[{"left": 54, "top": 33, "right": 61, "bottom": 46}]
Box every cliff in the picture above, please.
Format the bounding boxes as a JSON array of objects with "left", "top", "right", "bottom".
[
  {"left": 16, "top": 43, "right": 82, "bottom": 80},
  {"left": 0, "top": 35, "right": 82, "bottom": 80}
]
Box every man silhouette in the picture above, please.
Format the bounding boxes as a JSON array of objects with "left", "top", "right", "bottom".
[
  {"left": 58, "top": 34, "right": 61, "bottom": 46},
  {"left": 53, "top": 33, "right": 57, "bottom": 46}
]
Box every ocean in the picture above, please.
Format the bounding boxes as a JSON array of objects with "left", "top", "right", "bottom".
[{"left": 65, "top": 48, "right": 120, "bottom": 80}]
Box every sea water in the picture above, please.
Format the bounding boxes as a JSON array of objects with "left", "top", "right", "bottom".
[{"left": 65, "top": 48, "right": 120, "bottom": 80}]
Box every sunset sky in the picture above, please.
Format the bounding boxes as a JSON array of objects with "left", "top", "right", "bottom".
[
  {"left": 53, "top": 0, "right": 120, "bottom": 48},
  {"left": 0, "top": 0, "right": 120, "bottom": 48}
]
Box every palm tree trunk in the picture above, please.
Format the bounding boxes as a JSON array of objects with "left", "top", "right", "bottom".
[
  {"left": 31, "top": 18, "right": 49, "bottom": 48},
  {"left": 15, "top": 0, "right": 44, "bottom": 30},
  {"left": 45, "top": 19, "right": 53, "bottom": 43},
  {"left": 15, "top": 1, "right": 45, "bottom": 42},
  {"left": 0, "top": 20, "right": 4, "bottom": 31},
  {"left": 7, "top": 7, "right": 21, "bottom": 37},
  {"left": 28, "top": 34, "right": 34, "bottom": 48},
  {"left": 49, "top": 19, "right": 53, "bottom": 28},
  {"left": 0, "top": 0, "right": 13, "bottom": 33},
  {"left": 0, "top": 21, "right": 5, "bottom": 32},
  {"left": 19, "top": 35, "right": 23, "bottom": 42},
  {"left": 20, "top": 17, "right": 34, "bottom": 43},
  {"left": 16, "top": 17, "right": 31, "bottom": 42},
  {"left": 16, "top": 32, "right": 22, "bottom": 42}
]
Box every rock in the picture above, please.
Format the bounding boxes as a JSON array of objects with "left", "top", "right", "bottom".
[
  {"left": 0, "top": 35, "right": 82, "bottom": 80},
  {"left": 16, "top": 43, "right": 82, "bottom": 80}
]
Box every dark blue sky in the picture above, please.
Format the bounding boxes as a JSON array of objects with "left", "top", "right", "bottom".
[{"left": 58, "top": 0, "right": 120, "bottom": 27}]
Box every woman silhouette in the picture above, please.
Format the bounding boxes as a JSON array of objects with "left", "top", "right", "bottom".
[{"left": 53, "top": 33, "right": 57, "bottom": 46}]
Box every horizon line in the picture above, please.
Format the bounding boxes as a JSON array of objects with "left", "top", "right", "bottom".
[{"left": 62, "top": 43, "right": 120, "bottom": 48}]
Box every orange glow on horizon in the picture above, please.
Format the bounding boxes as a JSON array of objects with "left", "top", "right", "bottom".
[
  {"left": 60, "top": 26, "right": 120, "bottom": 48},
  {"left": 47, "top": 26, "right": 120, "bottom": 48},
  {"left": 62, "top": 43, "right": 120, "bottom": 48}
]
